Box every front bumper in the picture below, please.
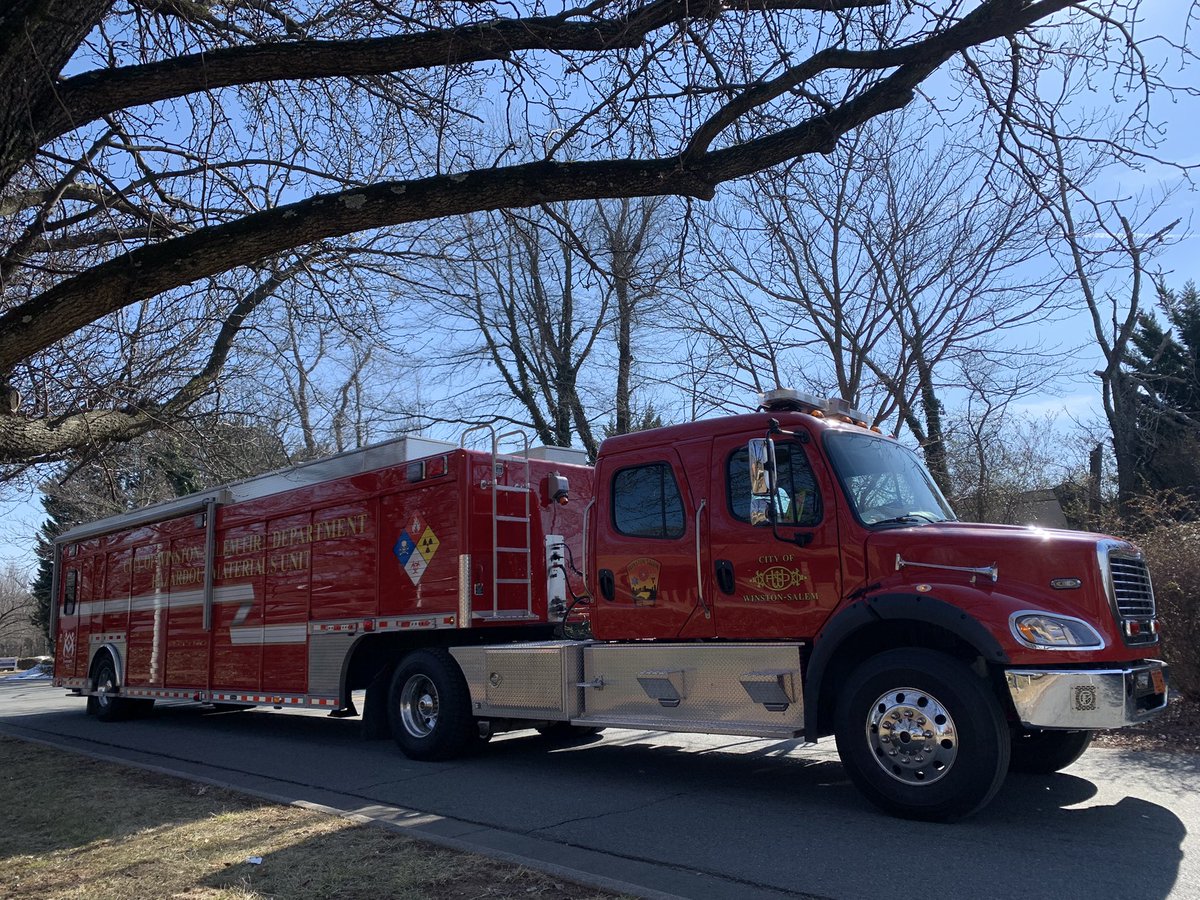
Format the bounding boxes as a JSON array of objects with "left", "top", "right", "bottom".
[{"left": 1005, "top": 660, "right": 1169, "bottom": 730}]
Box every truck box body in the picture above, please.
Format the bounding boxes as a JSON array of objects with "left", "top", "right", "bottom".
[{"left": 54, "top": 436, "right": 592, "bottom": 706}]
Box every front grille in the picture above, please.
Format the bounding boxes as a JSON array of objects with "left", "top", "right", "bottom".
[{"left": 1108, "top": 555, "right": 1155, "bottom": 619}]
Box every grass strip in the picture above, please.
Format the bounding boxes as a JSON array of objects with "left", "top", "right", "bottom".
[{"left": 0, "top": 736, "right": 618, "bottom": 899}]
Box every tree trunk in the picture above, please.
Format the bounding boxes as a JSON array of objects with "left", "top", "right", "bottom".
[
  {"left": 913, "top": 342, "right": 950, "bottom": 494},
  {"left": 0, "top": 0, "right": 112, "bottom": 190},
  {"left": 612, "top": 248, "right": 634, "bottom": 436},
  {"left": 1106, "top": 372, "right": 1144, "bottom": 513}
]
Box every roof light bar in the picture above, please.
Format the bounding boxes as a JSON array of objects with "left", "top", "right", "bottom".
[{"left": 758, "top": 388, "right": 872, "bottom": 426}]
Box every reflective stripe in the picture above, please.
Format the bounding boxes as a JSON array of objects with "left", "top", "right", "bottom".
[
  {"left": 63, "top": 583, "right": 255, "bottom": 618},
  {"left": 229, "top": 624, "right": 308, "bottom": 645}
]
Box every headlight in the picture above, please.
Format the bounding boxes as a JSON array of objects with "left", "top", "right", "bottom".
[{"left": 1010, "top": 612, "right": 1105, "bottom": 650}]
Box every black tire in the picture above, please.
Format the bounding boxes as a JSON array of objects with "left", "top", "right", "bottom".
[
  {"left": 86, "top": 654, "right": 139, "bottom": 722},
  {"left": 128, "top": 698, "right": 155, "bottom": 718},
  {"left": 834, "top": 649, "right": 1010, "bottom": 822},
  {"left": 1009, "top": 728, "right": 1093, "bottom": 774},
  {"left": 388, "top": 649, "right": 479, "bottom": 761},
  {"left": 534, "top": 722, "right": 606, "bottom": 740}
]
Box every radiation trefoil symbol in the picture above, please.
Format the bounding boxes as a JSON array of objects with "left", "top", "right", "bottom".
[{"left": 393, "top": 514, "right": 440, "bottom": 586}]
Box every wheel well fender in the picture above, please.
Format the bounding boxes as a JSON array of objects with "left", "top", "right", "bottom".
[
  {"left": 338, "top": 624, "right": 557, "bottom": 703},
  {"left": 88, "top": 643, "right": 123, "bottom": 690},
  {"left": 803, "top": 594, "right": 1011, "bottom": 742}
]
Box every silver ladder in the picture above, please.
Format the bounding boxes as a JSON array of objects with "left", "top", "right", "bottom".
[{"left": 459, "top": 425, "right": 534, "bottom": 620}]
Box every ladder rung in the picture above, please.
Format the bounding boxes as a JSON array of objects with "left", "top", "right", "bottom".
[
  {"left": 496, "top": 578, "right": 531, "bottom": 585},
  {"left": 497, "top": 547, "right": 529, "bottom": 554},
  {"left": 494, "top": 485, "right": 531, "bottom": 494},
  {"left": 496, "top": 515, "right": 529, "bottom": 523}
]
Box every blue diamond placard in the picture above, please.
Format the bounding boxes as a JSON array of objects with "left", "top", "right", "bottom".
[{"left": 392, "top": 532, "right": 415, "bottom": 565}]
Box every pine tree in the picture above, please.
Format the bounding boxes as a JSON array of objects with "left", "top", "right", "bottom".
[
  {"left": 1127, "top": 280, "right": 1200, "bottom": 498},
  {"left": 29, "top": 418, "right": 290, "bottom": 641}
]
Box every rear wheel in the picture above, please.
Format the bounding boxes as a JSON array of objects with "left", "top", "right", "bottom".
[
  {"left": 86, "top": 654, "right": 146, "bottom": 721},
  {"left": 388, "top": 650, "right": 479, "bottom": 761},
  {"left": 1009, "top": 728, "right": 1093, "bottom": 773},
  {"left": 835, "top": 649, "right": 1010, "bottom": 822}
]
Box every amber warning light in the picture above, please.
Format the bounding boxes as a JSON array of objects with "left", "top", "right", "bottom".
[{"left": 548, "top": 473, "right": 570, "bottom": 505}]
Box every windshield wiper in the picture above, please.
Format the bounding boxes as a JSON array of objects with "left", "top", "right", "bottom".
[{"left": 871, "top": 512, "right": 939, "bottom": 527}]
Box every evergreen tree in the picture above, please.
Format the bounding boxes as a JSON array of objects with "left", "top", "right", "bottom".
[
  {"left": 30, "top": 418, "right": 290, "bottom": 641},
  {"left": 1127, "top": 280, "right": 1200, "bottom": 498}
]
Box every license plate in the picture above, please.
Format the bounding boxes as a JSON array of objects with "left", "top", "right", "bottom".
[{"left": 1150, "top": 667, "right": 1166, "bottom": 694}]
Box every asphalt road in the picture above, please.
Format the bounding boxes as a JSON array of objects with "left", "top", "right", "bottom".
[{"left": 3, "top": 678, "right": 1197, "bottom": 900}]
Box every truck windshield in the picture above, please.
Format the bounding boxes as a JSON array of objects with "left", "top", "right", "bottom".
[{"left": 824, "top": 431, "right": 955, "bottom": 526}]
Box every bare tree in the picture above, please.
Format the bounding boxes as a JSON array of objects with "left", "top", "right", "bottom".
[
  {"left": 1034, "top": 123, "right": 1181, "bottom": 507},
  {"left": 240, "top": 246, "right": 418, "bottom": 457},
  {"left": 0, "top": 0, "right": 1181, "bottom": 470},
  {"left": 412, "top": 199, "right": 675, "bottom": 457},
  {"left": 949, "top": 354, "right": 1075, "bottom": 522},
  {"left": 687, "top": 116, "right": 1066, "bottom": 488},
  {"left": 0, "top": 563, "right": 38, "bottom": 655}
]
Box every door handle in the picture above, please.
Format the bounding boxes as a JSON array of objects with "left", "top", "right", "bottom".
[
  {"left": 598, "top": 568, "right": 615, "bottom": 601},
  {"left": 715, "top": 559, "right": 736, "bottom": 595}
]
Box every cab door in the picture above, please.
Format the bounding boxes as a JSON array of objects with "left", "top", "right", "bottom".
[
  {"left": 708, "top": 431, "right": 842, "bottom": 639},
  {"left": 591, "top": 445, "right": 715, "bottom": 640}
]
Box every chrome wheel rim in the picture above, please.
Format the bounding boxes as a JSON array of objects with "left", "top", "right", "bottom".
[
  {"left": 400, "top": 674, "right": 439, "bottom": 738},
  {"left": 97, "top": 668, "right": 114, "bottom": 709},
  {"left": 866, "top": 687, "right": 957, "bottom": 785}
]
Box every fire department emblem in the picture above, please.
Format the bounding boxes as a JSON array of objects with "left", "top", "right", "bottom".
[
  {"left": 750, "top": 566, "right": 807, "bottom": 592},
  {"left": 393, "top": 515, "right": 439, "bottom": 586},
  {"left": 627, "top": 557, "right": 660, "bottom": 607},
  {"left": 61, "top": 629, "right": 76, "bottom": 660}
]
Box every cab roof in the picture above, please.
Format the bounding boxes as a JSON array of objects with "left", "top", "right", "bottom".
[{"left": 597, "top": 410, "right": 889, "bottom": 456}]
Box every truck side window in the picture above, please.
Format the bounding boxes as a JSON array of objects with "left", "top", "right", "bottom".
[
  {"left": 728, "top": 445, "right": 821, "bottom": 526},
  {"left": 63, "top": 568, "right": 78, "bottom": 616},
  {"left": 612, "top": 463, "right": 686, "bottom": 539}
]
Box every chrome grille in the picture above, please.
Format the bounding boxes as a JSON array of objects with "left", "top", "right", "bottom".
[{"left": 1108, "top": 556, "right": 1155, "bottom": 619}]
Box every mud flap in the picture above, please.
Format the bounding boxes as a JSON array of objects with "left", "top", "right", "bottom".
[{"left": 361, "top": 663, "right": 394, "bottom": 740}]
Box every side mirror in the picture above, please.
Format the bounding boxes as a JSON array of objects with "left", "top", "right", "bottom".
[{"left": 748, "top": 438, "right": 774, "bottom": 525}]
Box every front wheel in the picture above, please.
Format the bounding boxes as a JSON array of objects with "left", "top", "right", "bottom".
[
  {"left": 834, "top": 649, "right": 1010, "bottom": 822},
  {"left": 1009, "top": 728, "right": 1093, "bottom": 774},
  {"left": 388, "top": 649, "right": 479, "bottom": 761}
]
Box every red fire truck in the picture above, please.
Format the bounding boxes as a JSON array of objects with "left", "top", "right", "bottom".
[{"left": 52, "top": 391, "right": 1169, "bottom": 820}]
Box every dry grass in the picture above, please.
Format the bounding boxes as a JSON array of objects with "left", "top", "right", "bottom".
[
  {"left": 0, "top": 737, "right": 619, "bottom": 900},
  {"left": 1093, "top": 694, "right": 1200, "bottom": 754}
]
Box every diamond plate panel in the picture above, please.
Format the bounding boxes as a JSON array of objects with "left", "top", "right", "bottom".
[
  {"left": 308, "top": 632, "right": 354, "bottom": 696},
  {"left": 578, "top": 643, "right": 804, "bottom": 736},
  {"left": 451, "top": 641, "right": 584, "bottom": 720}
]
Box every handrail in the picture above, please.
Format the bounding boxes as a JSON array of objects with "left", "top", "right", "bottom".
[
  {"left": 202, "top": 496, "right": 218, "bottom": 632},
  {"left": 459, "top": 423, "right": 496, "bottom": 451},
  {"left": 695, "top": 499, "right": 711, "bottom": 619},
  {"left": 581, "top": 497, "right": 596, "bottom": 596}
]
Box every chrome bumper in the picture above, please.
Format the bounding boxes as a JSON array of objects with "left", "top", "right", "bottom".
[{"left": 1005, "top": 660, "right": 1169, "bottom": 730}]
